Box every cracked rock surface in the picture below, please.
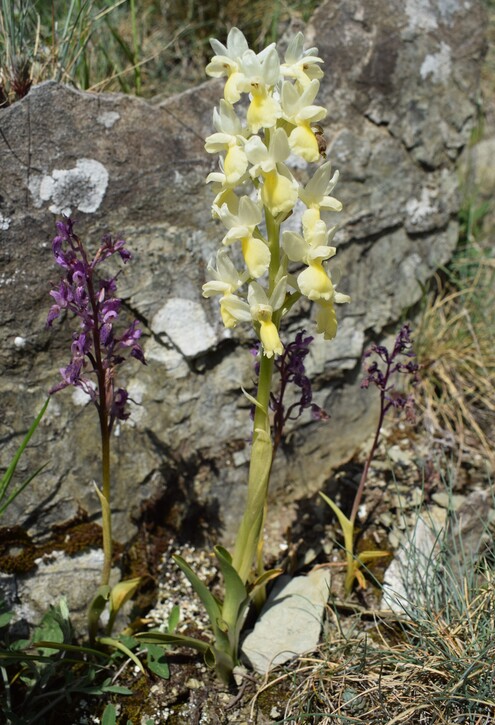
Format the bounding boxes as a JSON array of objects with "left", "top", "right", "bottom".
[{"left": 0, "top": 0, "right": 486, "bottom": 568}]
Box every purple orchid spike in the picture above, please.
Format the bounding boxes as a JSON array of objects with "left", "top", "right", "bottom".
[
  {"left": 361, "top": 322, "right": 419, "bottom": 417},
  {"left": 47, "top": 216, "right": 145, "bottom": 432},
  {"left": 252, "top": 330, "right": 328, "bottom": 452}
]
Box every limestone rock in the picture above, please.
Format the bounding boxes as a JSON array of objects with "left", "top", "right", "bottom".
[
  {"left": 241, "top": 569, "right": 331, "bottom": 673},
  {"left": 0, "top": 0, "right": 486, "bottom": 560},
  {"left": 4, "top": 550, "right": 122, "bottom": 637},
  {"left": 381, "top": 489, "right": 495, "bottom": 614}
]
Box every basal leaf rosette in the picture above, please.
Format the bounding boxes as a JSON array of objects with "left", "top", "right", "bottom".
[{"left": 203, "top": 27, "right": 350, "bottom": 357}]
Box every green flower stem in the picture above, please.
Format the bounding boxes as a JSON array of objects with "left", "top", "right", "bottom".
[
  {"left": 266, "top": 209, "right": 280, "bottom": 291},
  {"left": 232, "top": 342, "right": 274, "bottom": 585},
  {"left": 232, "top": 209, "right": 282, "bottom": 585}
]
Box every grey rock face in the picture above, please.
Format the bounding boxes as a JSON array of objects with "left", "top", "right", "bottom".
[{"left": 0, "top": 0, "right": 485, "bottom": 567}]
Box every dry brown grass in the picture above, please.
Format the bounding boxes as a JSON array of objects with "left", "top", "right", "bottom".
[
  {"left": 250, "top": 568, "right": 495, "bottom": 723},
  {"left": 413, "top": 252, "right": 495, "bottom": 472}
]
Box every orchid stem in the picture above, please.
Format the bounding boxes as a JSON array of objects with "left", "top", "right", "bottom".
[
  {"left": 350, "top": 372, "right": 388, "bottom": 528},
  {"left": 100, "top": 415, "right": 112, "bottom": 586},
  {"left": 231, "top": 211, "right": 281, "bottom": 585}
]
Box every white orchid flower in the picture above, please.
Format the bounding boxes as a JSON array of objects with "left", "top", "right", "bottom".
[
  {"left": 205, "top": 101, "right": 249, "bottom": 185},
  {"left": 245, "top": 129, "right": 299, "bottom": 217},
  {"left": 205, "top": 27, "right": 251, "bottom": 103},
  {"left": 241, "top": 47, "right": 281, "bottom": 132},
  {"left": 299, "top": 161, "right": 342, "bottom": 212},
  {"left": 202, "top": 249, "right": 249, "bottom": 328},
  {"left": 281, "top": 32, "right": 324, "bottom": 88},
  {"left": 214, "top": 195, "right": 270, "bottom": 278},
  {"left": 282, "top": 219, "right": 337, "bottom": 265},
  {"left": 202, "top": 248, "right": 248, "bottom": 298},
  {"left": 281, "top": 80, "right": 327, "bottom": 162},
  {"left": 248, "top": 278, "right": 286, "bottom": 357}
]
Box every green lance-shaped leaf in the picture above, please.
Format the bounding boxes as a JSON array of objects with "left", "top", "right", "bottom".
[
  {"left": 214, "top": 546, "right": 249, "bottom": 652},
  {"left": 145, "top": 643, "right": 170, "bottom": 679},
  {"left": 319, "top": 492, "right": 390, "bottom": 594},
  {"left": 136, "top": 629, "right": 236, "bottom": 682},
  {"left": 167, "top": 604, "right": 180, "bottom": 634},
  {"left": 173, "top": 554, "right": 230, "bottom": 653},
  {"left": 101, "top": 704, "right": 117, "bottom": 725},
  {"left": 106, "top": 576, "right": 141, "bottom": 636},
  {"left": 137, "top": 631, "right": 212, "bottom": 656},
  {"left": 319, "top": 491, "right": 356, "bottom": 594},
  {"left": 31, "top": 641, "right": 109, "bottom": 659}
]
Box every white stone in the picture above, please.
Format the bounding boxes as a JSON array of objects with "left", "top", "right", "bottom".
[
  {"left": 143, "top": 338, "right": 189, "bottom": 378},
  {"left": 241, "top": 569, "right": 331, "bottom": 673}
]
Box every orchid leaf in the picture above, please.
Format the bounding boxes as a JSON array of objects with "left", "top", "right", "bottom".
[
  {"left": 357, "top": 550, "right": 391, "bottom": 563},
  {"left": 101, "top": 703, "right": 117, "bottom": 725},
  {"left": 214, "top": 546, "right": 247, "bottom": 630},
  {"left": 136, "top": 631, "right": 212, "bottom": 656},
  {"left": 319, "top": 491, "right": 352, "bottom": 538},
  {"left": 145, "top": 643, "right": 170, "bottom": 679},
  {"left": 167, "top": 604, "right": 180, "bottom": 634},
  {"left": 32, "top": 641, "right": 108, "bottom": 658},
  {"left": 249, "top": 568, "right": 282, "bottom": 595},
  {"left": 173, "top": 555, "right": 225, "bottom": 645},
  {"left": 107, "top": 576, "right": 141, "bottom": 635},
  {"left": 87, "top": 585, "right": 111, "bottom": 644},
  {"left": 97, "top": 635, "right": 145, "bottom": 674}
]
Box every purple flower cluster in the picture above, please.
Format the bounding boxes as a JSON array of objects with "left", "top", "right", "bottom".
[
  {"left": 47, "top": 217, "right": 145, "bottom": 429},
  {"left": 252, "top": 330, "right": 328, "bottom": 449},
  {"left": 361, "top": 323, "right": 419, "bottom": 420}
]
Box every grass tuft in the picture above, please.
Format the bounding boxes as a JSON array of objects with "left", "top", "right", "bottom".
[
  {"left": 0, "top": 0, "right": 321, "bottom": 102},
  {"left": 413, "top": 223, "right": 495, "bottom": 471},
  {"left": 252, "top": 484, "right": 495, "bottom": 724}
]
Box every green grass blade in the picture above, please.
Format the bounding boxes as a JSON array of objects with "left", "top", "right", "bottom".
[{"left": 0, "top": 398, "right": 49, "bottom": 507}]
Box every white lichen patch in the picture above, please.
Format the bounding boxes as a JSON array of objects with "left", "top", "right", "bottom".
[
  {"left": 438, "top": 0, "right": 467, "bottom": 22},
  {"left": 151, "top": 298, "right": 218, "bottom": 358},
  {"left": 405, "top": 0, "right": 438, "bottom": 31},
  {"left": 14, "top": 336, "right": 27, "bottom": 349},
  {"left": 0, "top": 212, "right": 12, "bottom": 230},
  {"left": 420, "top": 42, "right": 452, "bottom": 84},
  {"left": 96, "top": 111, "right": 120, "bottom": 129},
  {"left": 29, "top": 159, "right": 109, "bottom": 215},
  {"left": 406, "top": 187, "right": 438, "bottom": 226}
]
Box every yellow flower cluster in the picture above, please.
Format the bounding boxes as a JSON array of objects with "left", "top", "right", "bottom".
[{"left": 202, "top": 28, "right": 350, "bottom": 356}]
